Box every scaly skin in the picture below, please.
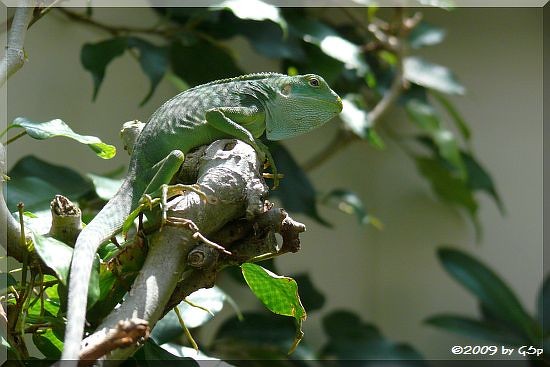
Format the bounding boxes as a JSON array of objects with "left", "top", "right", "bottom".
[{"left": 61, "top": 72, "right": 342, "bottom": 363}]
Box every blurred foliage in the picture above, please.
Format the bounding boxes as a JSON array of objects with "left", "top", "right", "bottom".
[
  {"left": 1, "top": 2, "right": 515, "bottom": 365},
  {"left": 427, "top": 247, "right": 547, "bottom": 366}
]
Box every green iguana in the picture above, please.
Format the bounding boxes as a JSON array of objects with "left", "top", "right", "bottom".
[{"left": 61, "top": 72, "right": 342, "bottom": 362}]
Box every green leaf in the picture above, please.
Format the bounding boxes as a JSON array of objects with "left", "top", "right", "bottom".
[
  {"left": 340, "top": 95, "right": 385, "bottom": 148},
  {"left": 241, "top": 263, "right": 306, "bottom": 353},
  {"left": 6, "top": 176, "right": 59, "bottom": 212},
  {"left": 170, "top": 41, "right": 242, "bottom": 87},
  {"left": 127, "top": 37, "right": 168, "bottom": 105},
  {"left": 432, "top": 92, "right": 471, "bottom": 141},
  {"left": 10, "top": 155, "right": 93, "bottom": 199},
  {"left": 87, "top": 173, "right": 123, "bottom": 201},
  {"left": 32, "top": 232, "right": 101, "bottom": 308},
  {"left": 81, "top": 37, "right": 127, "bottom": 100},
  {"left": 10, "top": 118, "right": 116, "bottom": 159},
  {"left": 321, "top": 189, "right": 376, "bottom": 227},
  {"left": 210, "top": 0, "right": 287, "bottom": 33},
  {"left": 537, "top": 275, "right": 550, "bottom": 333},
  {"left": 160, "top": 343, "right": 235, "bottom": 365},
  {"left": 289, "top": 17, "right": 368, "bottom": 76},
  {"left": 407, "top": 100, "right": 466, "bottom": 178},
  {"left": 32, "top": 329, "right": 63, "bottom": 359},
  {"left": 462, "top": 152, "right": 504, "bottom": 214},
  {"left": 404, "top": 56, "right": 465, "bottom": 95},
  {"left": 20, "top": 210, "right": 51, "bottom": 236},
  {"left": 415, "top": 157, "right": 479, "bottom": 232},
  {"left": 321, "top": 310, "right": 426, "bottom": 363},
  {"left": 408, "top": 21, "right": 446, "bottom": 49},
  {"left": 426, "top": 314, "right": 527, "bottom": 346},
  {"left": 267, "top": 141, "right": 329, "bottom": 226},
  {"left": 437, "top": 247, "right": 538, "bottom": 342},
  {"left": 152, "top": 287, "right": 226, "bottom": 345},
  {"left": 131, "top": 339, "right": 198, "bottom": 365}
]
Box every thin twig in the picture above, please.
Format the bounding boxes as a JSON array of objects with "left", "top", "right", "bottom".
[{"left": 4, "top": 131, "right": 27, "bottom": 145}]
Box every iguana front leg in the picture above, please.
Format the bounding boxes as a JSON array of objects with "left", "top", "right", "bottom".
[{"left": 205, "top": 107, "right": 280, "bottom": 188}]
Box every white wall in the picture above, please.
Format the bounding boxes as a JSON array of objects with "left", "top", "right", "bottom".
[{"left": 5, "top": 6, "right": 543, "bottom": 360}]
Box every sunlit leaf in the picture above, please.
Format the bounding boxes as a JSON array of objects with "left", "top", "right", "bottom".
[
  {"left": 32, "top": 329, "right": 63, "bottom": 359},
  {"left": 9, "top": 118, "right": 116, "bottom": 159},
  {"left": 289, "top": 17, "right": 368, "bottom": 76},
  {"left": 161, "top": 344, "right": 235, "bottom": 365},
  {"left": 152, "top": 287, "right": 226, "bottom": 345},
  {"left": 437, "top": 247, "right": 538, "bottom": 342},
  {"left": 340, "top": 96, "right": 385, "bottom": 149},
  {"left": 416, "top": 0, "right": 455, "bottom": 9},
  {"left": 408, "top": 21, "right": 446, "bottom": 49},
  {"left": 21, "top": 209, "right": 52, "bottom": 236},
  {"left": 127, "top": 37, "right": 168, "bottom": 106},
  {"left": 241, "top": 263, "right": 306, "bottom": 352},
  {"left": 211, "top": 0, "right": 287, "bottom": 32},
  {"left": 87, "top": 173, "right": 123, "bottom": 201},
  {"left": 81, "top": 37, "right": 127, "bottom": 100},
  {"left": 404, "top": 57, "right": 465, "bottom": 95}
]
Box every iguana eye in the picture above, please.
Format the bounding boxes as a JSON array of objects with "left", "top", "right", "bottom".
[{"left": 309, "top": 78, "right": 320, "bottom": 87}]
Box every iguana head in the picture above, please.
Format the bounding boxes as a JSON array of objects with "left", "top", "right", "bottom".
[{"left": 265, "top": 74, "right": 343, "bottom": 141}]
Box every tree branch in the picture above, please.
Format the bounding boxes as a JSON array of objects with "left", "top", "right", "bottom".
[{"left": 0, "top": 1, "right": 35, "bottom": 86}]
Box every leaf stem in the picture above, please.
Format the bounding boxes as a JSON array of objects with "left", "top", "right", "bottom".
[
  {"left": 4, "top": 131, "right": 27, "bottom": 145},
  {"left": 173, "top": 306, "right": 198, "bottom": 351}
]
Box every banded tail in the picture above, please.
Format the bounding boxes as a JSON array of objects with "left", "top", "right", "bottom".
[{"left": 61, "top": 177, "right": 135, "bottom": 362}]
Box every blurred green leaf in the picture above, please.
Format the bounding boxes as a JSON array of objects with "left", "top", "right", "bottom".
[
  {"left": 6, "top": 177, "right": 58, "bottom": 212},
  {"left": 408, "top": 21, "right": 446, "bottom": 49},
  {"left": 321, "top": 310, "right": 426, "bottom": 363},
  {"left": 9, "top": 118, "right": 116, "bottom": 159},
  {"left": 242, "top": 263, "right": 306, "bottom": 353},
  {"left": 415, "top": 157, "right": 479, "bottom": 232},
  {"left": 127, "top": 37, "right": 168, "bottom": 106},
  {"left": 81, "top": 37, "right": 127, "bottom": 100},
  {"left": 320, "top": 189, "right": 374, "bottom": 227},
  {"left": 267, "top": 141, "right": 329, "bottom": 226},
  {"left": 170, "top": 41, "right": 242, "bottom": 87},
  {"left": 289, "top": 17, "right": 368, "bottom": 76},
  {"left": 432, "top": 92, "right": 471, "bottom": 141},
  {"left": 286, "top": 42, "right": 344, "bottom": 84},
  {"left": 426, "top": 314, "right": 527, "bottom": 346},
  {"left": 291, "top": 274, "right": 325, "bottom": 313},
  {"left": 210, "top": 0, "right": 287, "bottom": 32},
  {"left": 407, "top": 100, "right": 466, "bottom": 178},
  {"left": 537, "top": 275, "right": 550, "bottom": 333},
  {"left": 9, "top": 155, "right": 93, "bottom": 202},
  {"left": 404, "top": 57, "right": 465, "bottom": 95},
  {"left": 32, "top": 329, "right": 63, "bottom": 360},
  {"left": 152, "top": 286, "right": 226, "bottom": 345},
  {"left": 462, "top": 152, "right": 504, "bottom": 214},
  {"left": 340, "top": 95, "right": 384, "bottom": 148},
  {"left": 87, "top": 173, "right": 123, "bottom": 201},
  {"left": 437, "top": 247, "right": 538, "bottom": 341}
]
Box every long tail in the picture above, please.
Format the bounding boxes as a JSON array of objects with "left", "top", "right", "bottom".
[{"left": 61, "top": 177, "right": 135, "bottom": 362}]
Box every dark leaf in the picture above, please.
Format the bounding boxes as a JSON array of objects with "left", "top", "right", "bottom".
[
  {"left": 537, "top": 275, "right": 550, "bottom": 333},
  {"left": 9, "top": 155, "right": 93, "bottom": 202},
  {"left": 321, "top": 188, "right": 382, "bottom": 228},
  {"left": 404, "top": 56, "right": 465, "bottom": 95},
  {"left": 437, "top": 247, "right": 539, "bottom": 342},
  {"left": 321, "top": 310, "right": 426, "bottom": 363},
  {"left": 0, "top": 273, "right": 17, "bottom": 293},
  {"left": 170, "top": 41, "right": 242, "bottom": 87},
  {"left": 432, "top": 92, "right": 471, "bottom": 141},
  {"left": 267, "top": 141, "right": 329, "bottom": 226},
  {"left": 6, "top": 176, "right": 58, "bottom": 212},
  {"left": 291, "top": 274, "right": 325, "bottom": 312},
  {"left": 426, "top": 314, "right": 527, "bottom": 346},
  {"left": 462, "top": 152, "right": 504, "bottom": 214},
  {"left": 408, "top": 21, "right": 446, "bottom": 49},
  {"left": 131, "top": 339, "right": 198, "bottom": 365},
  {"left": 127, "top": 37, "right": 168, "bottom": 105},
  {"left": 81, "top": 37, "right": 127, "bottom": 100},
  {"left": 9, "top": 118, "right": 116, "bottom": 159}
]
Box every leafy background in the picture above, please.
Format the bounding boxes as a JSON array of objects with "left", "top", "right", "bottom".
[{"left": 3, "top": 4, "right": 543, "bottom": 362}]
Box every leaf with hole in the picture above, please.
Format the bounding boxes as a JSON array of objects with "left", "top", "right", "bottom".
[{"left": 9, "top": 118, "right": 116, "bottom": 159}]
